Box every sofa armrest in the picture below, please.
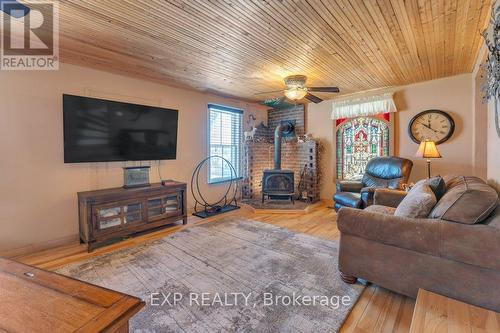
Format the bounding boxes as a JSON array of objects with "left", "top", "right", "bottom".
[
  {"left": 439, "top": 215, "right": 500, "bottom": 271},
  {"left": 336, "top": 180, "right": 363, "bottom": 193},
  {"left": 373, "top": 189, "right": 408, "bottom": 208},
  {"left": 337, "top": 207, "right": 440, "bottom": 256}
]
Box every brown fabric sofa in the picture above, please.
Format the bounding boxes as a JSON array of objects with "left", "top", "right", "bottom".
[{"left": 337, "top": 175, "right": 500, "bottom": 312}]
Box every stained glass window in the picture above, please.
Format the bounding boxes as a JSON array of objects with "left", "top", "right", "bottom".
[{"left": 336, "top": 116, "right": 390, "bottom": 180}]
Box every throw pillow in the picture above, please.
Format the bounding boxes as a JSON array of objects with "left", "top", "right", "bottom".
[
  {"left": 395, "top": 184, "right": 437, "bottom": 218},
  {"left": 413, "top": 176, "right": 446, "bottom": 201},
  {"left": 429, "top": 176, "right": 499, "bottom": 224}
]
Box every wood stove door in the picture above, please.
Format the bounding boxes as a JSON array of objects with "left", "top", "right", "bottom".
[{"left": 263, "top": 173, "right": 294, "bottom": 194}]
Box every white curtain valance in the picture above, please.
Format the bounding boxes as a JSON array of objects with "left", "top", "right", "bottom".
[{"left": 331, "top": 92, "right": 397, "bottom": 119}]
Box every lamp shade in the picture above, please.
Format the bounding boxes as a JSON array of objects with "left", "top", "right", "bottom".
[{"left": 415, "top": 140, "right": 441, "bottom": 158}]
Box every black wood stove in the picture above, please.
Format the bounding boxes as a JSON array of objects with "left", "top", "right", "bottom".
[{"left": 262, "top": 121, "right": 295, "bottom": 203}]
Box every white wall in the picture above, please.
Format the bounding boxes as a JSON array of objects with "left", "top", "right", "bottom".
[
  {"left": 308, "top": 74, "right": 476, "bottom": 200},
  {"left": 0, "top": 63, "right": 267, "bottom": 254}
]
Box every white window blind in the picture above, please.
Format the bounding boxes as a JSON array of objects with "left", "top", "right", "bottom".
[{"left": 208, "top": 104, "right": 242, "bottom": 184}]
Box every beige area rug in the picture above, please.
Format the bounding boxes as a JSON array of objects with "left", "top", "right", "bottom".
[{"left": 57, "top": 218, "right": 364, "bottom": 332}]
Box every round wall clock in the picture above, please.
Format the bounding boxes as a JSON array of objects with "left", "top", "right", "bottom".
[{"left": 408, "top": 109, "right": 455, "bottom": 144}]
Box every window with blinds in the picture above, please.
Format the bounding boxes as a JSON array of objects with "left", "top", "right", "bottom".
[{"left": 208, "top": 104, "right": 243, "bottom": 184}]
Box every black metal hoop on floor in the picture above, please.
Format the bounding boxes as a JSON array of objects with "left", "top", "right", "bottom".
[{"left": 191, "top": 156, "right": 240, "bottom": 218}]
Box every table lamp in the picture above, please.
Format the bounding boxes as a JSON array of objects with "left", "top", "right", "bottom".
[{"left": 415, "top": 140, "right": 441, "bottom": 178}]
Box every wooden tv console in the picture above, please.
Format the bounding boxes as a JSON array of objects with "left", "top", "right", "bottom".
[{"left": 78, "top": 181, "right": 187, "bottom": 252}]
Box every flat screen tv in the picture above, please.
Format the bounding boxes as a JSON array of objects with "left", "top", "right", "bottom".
[{"left": 63, "top": 94, "right": 178, "bottom": 163}]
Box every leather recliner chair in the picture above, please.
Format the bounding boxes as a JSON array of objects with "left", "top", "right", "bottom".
[{"left": 333, "top": 156, "right": 413, "bottom": 211}]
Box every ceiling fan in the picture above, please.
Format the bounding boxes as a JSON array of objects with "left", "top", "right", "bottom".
[{"left": 255, "top": 75, "right": 340, "bottom": 104}]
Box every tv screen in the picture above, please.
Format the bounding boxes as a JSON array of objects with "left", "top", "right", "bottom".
[{"left": 63, "top": 94, "right": 178, "bottom": 163}]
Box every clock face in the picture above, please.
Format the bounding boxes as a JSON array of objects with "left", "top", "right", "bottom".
[{"left": 409, "top": 110, "right": 455, "bottom": 144}]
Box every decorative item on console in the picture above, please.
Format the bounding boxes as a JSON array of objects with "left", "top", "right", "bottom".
[
  {"left": 123, "top": 166, "right": 150, "bottom": 188},
  {"left": 481, "top": 2, "right": 500, "bottom": 137}
]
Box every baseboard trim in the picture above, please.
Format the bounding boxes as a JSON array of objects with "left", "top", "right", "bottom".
[
  {"left": 0, "top": 234, "right": 80, "bottom": 259},
  {"left": 2, "top": 200, "right": 332, "bottom": 259}
]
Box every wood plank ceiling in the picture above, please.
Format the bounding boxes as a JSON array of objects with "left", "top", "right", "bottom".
[{"left": 56, "top": 0, "right": 492, "bottom": 101}]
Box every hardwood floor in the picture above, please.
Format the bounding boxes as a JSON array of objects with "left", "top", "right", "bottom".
[
  {"left": 15, "top": 202, "right": 414, "bottom": 333},
  {"left": 410, "top": 289, "right": 500, "bottom": 333}
]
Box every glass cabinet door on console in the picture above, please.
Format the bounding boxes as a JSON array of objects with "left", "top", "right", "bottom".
[
  {"left": 147, "top": 193, "right": 181, "bottom": 222},
  {"left": 94, "top": 201, "right": 143, "bottom": 232}
]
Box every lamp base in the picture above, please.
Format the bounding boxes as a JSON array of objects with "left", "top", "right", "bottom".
[{"left": 427, "top": 159, "right": 431, "bottom": 178}]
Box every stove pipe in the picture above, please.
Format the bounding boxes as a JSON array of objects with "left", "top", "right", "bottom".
[{"left": 274, "top": 121, "right": 294, "bottom": 170}]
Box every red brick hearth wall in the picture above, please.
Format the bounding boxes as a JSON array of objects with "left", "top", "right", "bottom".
[
  {"left": 242, "top": 140, "right": 319, "bottom": 201},
  {"left": 267, "top": 105, "right": 305, "bottom": 139}
]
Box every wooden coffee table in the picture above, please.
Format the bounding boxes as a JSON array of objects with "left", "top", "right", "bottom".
[
  {"left": 410, "top": 289, "right": 499, "bottom": 333},
  {"left": 0, "top": 258, "right": 144, "bottom": 332}
]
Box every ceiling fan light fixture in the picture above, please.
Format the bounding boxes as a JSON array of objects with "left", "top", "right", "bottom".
[
  {"left": 284, "top": 87, "right": 307, "bottom": 100},
  {"left": 255, "top": 74, "right": 338, "bottom": 103}
]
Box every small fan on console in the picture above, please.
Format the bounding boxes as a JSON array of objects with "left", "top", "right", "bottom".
[{"left": 255, "top": 75, "right": 340, "bottom": 104}]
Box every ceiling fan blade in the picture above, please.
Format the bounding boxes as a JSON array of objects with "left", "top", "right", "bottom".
[
  {"left": 261, "top": 97, "right": 295, "bottom": 109},
  {"left": 307, "top": 87, "right": 340, "bottom": 93},
  {"left": 254, "top": 89, "right": 284, "bottom": 96},
  {"left": 260, "top": 96, "right": 285, "bottom": 104},
  {"left": 305, "top": 93, "right": 323, "bottom": 103}
]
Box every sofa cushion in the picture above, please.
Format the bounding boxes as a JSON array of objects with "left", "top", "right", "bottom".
[
  {"left": 365, "top": 205, "right": 397, "bottom": 215},
  {"left": 429, "top": 176, "right": 498, "bottom": 224},
  {"left": 395, "top": 184, "right": 437, "bottom": 218},
  {"left": 333, "top": 192, "right": 362, "bottom": 208},
  {"left": 414, "top": 176, "right": 446, "bottom": 201}
]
